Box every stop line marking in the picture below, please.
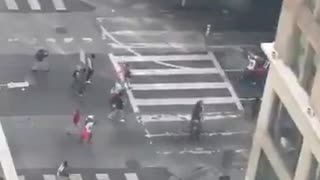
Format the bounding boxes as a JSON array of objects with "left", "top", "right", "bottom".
[{"left": 130, "top": 82, "right": 230, "bottom": 90}]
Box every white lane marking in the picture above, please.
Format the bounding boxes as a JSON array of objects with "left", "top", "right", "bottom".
[
  {"left": 43, "top": 174, "right": 56, "bottom": 180},
  {"left": 99, "top": 23, "right": 189, "bottom": 69},
  {"left": 124, "top": 173, "right": 139, "bottom": 180},
  {"left": 156, "top": 148, "right": 248, "bottom": 155},
  {"left": 224, "top": 69, "right": 244, "bottom": 72},
  {"left": 19, "top": 176, "right": 25, "bottom": 180},
  {"left": 70, "top": 174, "right": 82, "bottom": 180},
  {"left": 131, "top": 82, "right": 230, "bottom": 90},
  {"left": 52, "top": 0, "right": 66, "bottom": 11},
  {"left": 8, "top": 38, "right": 19, "bottom": 42},
  {"left": 240, "top": 97, "right": 262, "bottom": 101},
  {"left": 135, "top": 97, "right": 238, "bottom": 106},
  {"left": 207, "top": 44, "right": 256, "bottom": 49},
  {"left": 7, "top": 81, "right": 29, "bottom": 89},
  {"left": 4, "top": 0, "right": 18, "bottom": 10},
  {"left": 109, "top": 53, "right": 139, "bottom": 113},
  {"left": 110, "top": 30, "right": 194, "bottom": 36},
  {"left": 140, "top": 114, "right": 240, "bottom": 123},
  {"left": 209, "top": 51, "right": 243, "bottom": 111},
  {"left": 131, "top": 68, "right": 219, "bottom": 76},
  {"left": 82, "top": 37, "right": 93, "bottom": 42},
  {"left": 46, "top": 38, "right": 56, "bottom": 43},
  {"left": 27, "top": 0, "right": 41, "bottom": 10},
  {"left": 96, "top": 174, "right": 110, "bottom": 180},
  {"left": 146, "top": 131, "right": 249, "bottom": 138},
  {"left": 109, "top": 43, "right": 204, "bottom": 49},
  {"left": 111, "top": 54, "right": 211, "bottom": 62},
  {"left": 64, "top": 37, "right": 74, "bottom": 43}
]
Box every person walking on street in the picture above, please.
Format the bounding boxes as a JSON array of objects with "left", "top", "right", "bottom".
[
  {"left": 67, "top": 109, "right": 81, "bottom": 135},
  {"left": 57, "top": 161, "right": 69, "bottom": 179},
  {"left": 72, "top": 65, "right": 87, "bottom": 96},
  {"left": 85, "top": 54, "right": 95, "bottom": 84},
  {"left": 80, "top": 115, "right": 95, "bottom": 143},
  {"left": 32, "top": 49, "right": 49, "bottom": 71},
  {"left": 189, "top": 100, "right": 204, "bottom": 141},
  {"left": 108, "top": 92, "right": 126, "bottom": 122},
  {"left": 120, "top": 62, "right": 132, "bottom": 89}
]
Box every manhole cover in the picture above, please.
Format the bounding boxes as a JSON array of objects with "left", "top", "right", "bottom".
[{"left": 55, "top": 27, "right": 68, "bottom": 34}]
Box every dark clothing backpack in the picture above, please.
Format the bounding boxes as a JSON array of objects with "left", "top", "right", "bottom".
[
  {"left": 35, "top": 49, "right": 49, "bottom": 62},
  {"left": 110, "top": 94, "right": 124, "bottom": 110}
]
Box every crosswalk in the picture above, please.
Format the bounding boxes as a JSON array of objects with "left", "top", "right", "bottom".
[
  {"left": 0, "top": 0, "right": 94, "bottom": 12},
  {"left": 16, "top": 167, "right": 169, "bottom": 180},
  {"left": 18, "top": 173, "right": 136, "bottom": 180},
  {"left": 109, "top": 51, "right": 251, "bottom": 141}
]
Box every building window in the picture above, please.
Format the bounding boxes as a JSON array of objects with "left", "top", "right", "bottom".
[
  {"left": 307, "top": 0, "right": 317, "bottom": 13},
  {"left": 255, "top": 150, "right": 279, "bottom": 180},
  {"left": 308, "top": 154, "right": 320, "bottom": 180},
  {"left": 268, "top": 95, "right": 303, "bottom": 175},
  {"left": 291, "top": 32, "right": 307, "bottom": 77}
]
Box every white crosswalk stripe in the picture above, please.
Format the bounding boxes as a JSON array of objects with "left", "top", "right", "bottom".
[
  {"left": 70, "top": 174, "right": 82, "bottom": 180},
  {"left": 131, "top": 82, "right": 230, "bottom": 90},
  {"left": 26, "top": 0, "right": 41, "bottom": 10},
  {"left": 131, "top": 68, "right": 219, "bottom": 76},
  {"left": 18, "top": 175, "right": 25, "bottom": 180},
  {"left": 125, "top": 173, "right": 139, "bottom": 180},
  {"left": 52, "top": 0, "right": 67, "bottom": 11},
  {"left": 4, "top": 0, "right": 18, "bottom": 10},
  {"left": 43, "top": 174, "right": 56, "bottom": 180},
  {"left": 111, "top": 54, "right": 211, "bottom": 62},
  {"left": 135, "top": 97, "right": 238, "bottom": 106},
  {"left": 96, "top": 173, "right": 111, "bottom": 180},
  {"left": 3, "top": 0, "right": 68, "bottom": 11}
]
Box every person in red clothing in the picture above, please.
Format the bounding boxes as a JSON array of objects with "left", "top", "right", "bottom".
[{"left": 73, "top": 109, "right": 81, "bottom": 126}]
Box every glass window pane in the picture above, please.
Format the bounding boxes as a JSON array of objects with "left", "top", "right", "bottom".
[
  {"left": 268, "top": 95, "right": 303, "bottom": 175},
  {"left": 308, "top": 154, "right": 320, "bottom": 180},
  {"left": 255, "top": 150, "right": 279, "bottom": 180}
]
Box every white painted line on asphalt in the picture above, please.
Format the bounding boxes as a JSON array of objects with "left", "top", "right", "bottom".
[
  {"left": 46, "top": 38, "right": 56, "bottom": 43},
  {"left": 240, "top": 97, "right": 262, "bottom": 101},
  {"left": 82, "top": 37, "right": 93, "bottom": 42},
  {"left": 207, "top": 44, "right": 256, "bottom": 49},
  {"left": 131, "top": 68, "right": 219, "bottom": 76},
  {"left": 208, "top": 51, "right": 243, "bottom": 111},
  {"left": 109, "top": 43, "right": 204, "bottom": 49},
  {"left": 146, "top": 131, "right": 249, "bottom": 138},
  {"left": 4, "top": 0, "right": 18, "bottom": 10},
  {"left": 156, "top": 148, "right": 248, "bottom": 155},
  {"left": 43, "top": 174, "right": 56, "bottom": 180},
  {"left": 99, "top": 24, "right": 191, "bottom": 69},
  {"left": 52, "top": 0, "right": 67, "bottom": 11},
  {"left": 135, "top": 97, "right": 237, "bottom": 106},
  {"left": 96, "top": 174, "right": 111, "bottom": 180},
  {"left": 27, "top": 0, "right": 41, "bottom": 10},
  {"left": 7, "top": 81, "right": 29, "bottom": 89},
  {"left": 18, "top": 176, "right": 25, "bottom": 180},
  {"left": 111, "top": 54, "right": 211, "bottom": 62},
  {"left": 109, "top": 53, "right": 139, "bottom": 113},
  {"left": 131, "top": 82, "right": 230, "bottom": 90},
  {"left": 140, "top": 113, "right": 240, "bottom": 123},
  {"left": 110, "top": 30, "right": 195, "bottom": 36},
  {"left": 8, "top": 38, "right": 19, "bottom": 42},
  {"left": 125, "top": 173, "right": 139, "bottom": 180},
  {"left": 70, "top": 174, "right": 82, "bottom": 180},
  {"left": 223, "top": 69, "right": 244, "bottom": 72},
  {"left": 64, "top": 37, "right": 74, "bottom": 43}
]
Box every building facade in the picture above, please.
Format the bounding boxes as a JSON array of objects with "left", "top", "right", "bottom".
[{"left": 245, "top": 0, "right": 320, "bottom": 179}]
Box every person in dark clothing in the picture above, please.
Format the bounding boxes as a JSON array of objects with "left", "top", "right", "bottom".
[
  {"left": 85, "top": 54, "right": 95, "bottom": 84},
  {"left": 32, "top": 49, "right": 49, "bottom": 71},
  {"left": 191, "top": 100, "right": 204, "bottom": 121},
  {"left": 251, "top": 97, "right": 261, "bottom": 121},
  {"left": 72, "top": 65, "right": 87, "bottom": 96},
  {"left": 108, "top": 93, "right": 125, "bottom": 122},
  {"left": 120, "top": 62, "right": 132, "bottom": 89},
  {"left": 57, "top": 161, "right": 69, "bottom": 178},
  {"left": 190, "top": 100, "right": 204, "bottom": 141}
]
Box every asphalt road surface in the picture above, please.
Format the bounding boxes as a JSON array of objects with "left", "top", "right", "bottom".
[{"left": 0, "top": 0, "right": 275, "bottom": 179}]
